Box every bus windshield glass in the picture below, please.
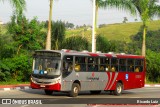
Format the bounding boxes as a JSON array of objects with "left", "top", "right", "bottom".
[{"left": 32, "top": 51, "right": 61, "bottom": 76}]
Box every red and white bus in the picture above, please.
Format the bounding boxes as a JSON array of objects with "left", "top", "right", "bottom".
[{"left": 30, "top": 49, "right": 146, "bottom": 97}]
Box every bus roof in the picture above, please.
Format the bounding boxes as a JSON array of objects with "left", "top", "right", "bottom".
[{"left": 35, "top": 50, "right": 145, "bottom": 59}]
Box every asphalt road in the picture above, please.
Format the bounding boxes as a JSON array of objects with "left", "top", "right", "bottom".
[{"left": 0, "top": 87, "right": 160, "bottom": 107}]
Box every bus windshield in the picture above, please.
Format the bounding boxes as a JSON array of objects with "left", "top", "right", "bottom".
[{"left": 32, "top": 52, "right": 61, "bottom": 76}]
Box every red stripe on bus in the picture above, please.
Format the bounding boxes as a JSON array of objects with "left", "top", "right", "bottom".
[
  {"left": 105, "top": 72, "right": 111, "bottom": 90},
  {"left": 109, "top": 72, "right": 116, "bottom": 89},
  {"left": 88, "top": 53, "right": 99, "bottom": 57},
  {"left": 108, "top": 72, "right": 118, "bottom": 90},
  {"left": 105, "top": 72, "right": 116, "bottom": 90}
]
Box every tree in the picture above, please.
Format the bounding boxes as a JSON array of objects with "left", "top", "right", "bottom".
[
  {"left": 61, "top": 36, "right": 89, "bottom": 51},
  {"left": 96, "top": 35, "right": 110, "bottom": 53},
  {"left": 8, "top": 14, "right": 45, "bottom": 55},
  {"left": 51, "top": 21, "right": 66, "bottom": 50},
  {"left": 132, "top": 0, "right": 160, "bottom": 56},
  {"left": 0, "top": 0, "right": 26, "bottom": 14},
  {"left": 123, "top": 17, "right": 128, "bottom": 23},
  {"left": 46, "top": 0, "right": 53, "bottom": 50},
  {"left": 146, "top": 50, "right": 160, "bottom": 82},
  {"left": 92, "top": 0, "right": 136, "bottom": 52}
]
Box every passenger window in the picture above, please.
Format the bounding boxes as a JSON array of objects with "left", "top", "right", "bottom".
[
  {"left": 88, "top": 57, "right": 98, "bottom": 72},
  {"left": 135, "top": 59, "right": 144, "bottom": 72},
  {"left": 75, "top": 57, "right": 86, "bottom": 72},
  {"left": 111, "top": 58, "right": 118, "bottom": 72},
  {"left": 100, "top": 57, "right": 110, "bottom": 71},
  {"left": 119, "top": 59, "right": 127, "bottom": 72},
  {"left": 127, "top": 59, "right": 134, "bottom": 72}
]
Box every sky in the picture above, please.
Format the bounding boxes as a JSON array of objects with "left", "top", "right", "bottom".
[{"left": 0, "top": 0, "right": 143, "bottom": 26}]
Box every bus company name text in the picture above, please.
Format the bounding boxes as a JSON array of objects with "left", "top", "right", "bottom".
[{"left": 87, "top": 77, "right": 99, "bottom": 80}]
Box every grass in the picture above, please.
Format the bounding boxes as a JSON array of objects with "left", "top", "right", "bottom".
[
  {"left": 66, "top": 20, "right": 160, "bottom": 43},
  {"left": 146, "top": 81, "right": 159, "bottom": 84},
  {"left": 0, "top": 80, "right": 29, "bottom": 85}
]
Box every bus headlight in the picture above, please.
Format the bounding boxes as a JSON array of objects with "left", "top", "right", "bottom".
[
  {"left": 44, "top": 71, "right": 47, "bottom": 74},
  {"left": 31, "top": 77, "right": 36, "bottom": 83}
]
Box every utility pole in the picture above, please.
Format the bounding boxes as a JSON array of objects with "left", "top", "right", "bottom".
[{"left": 92, "top": 0, "right": 96, "bottom": 53}]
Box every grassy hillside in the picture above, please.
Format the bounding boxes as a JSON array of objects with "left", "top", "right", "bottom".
[{"left": 66, "top": 20, "right": 160, "bottom": 43}]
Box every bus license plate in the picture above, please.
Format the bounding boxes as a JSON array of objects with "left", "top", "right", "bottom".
[{"left": 40, "top": 85, "right": 45, "bottom": 88}]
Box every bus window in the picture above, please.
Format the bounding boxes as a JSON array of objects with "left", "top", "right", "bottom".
[
  {"left": 135, "top": 59, "right": 144, "bottom": 72},
  {"left": 119, "top": 59, "right": 127, "bottom": 72},
  {"left": 111, "top": 58, "right": 118, "bottom": 72},
  {"left": 100, "top": 57, "right": 110, "bottom": 72},
  {"left": 88, "top": 57, "right": 98, "bottom": 72},
  {"left": 75, "top": 57, "right": 86, "bottom": 72},
  {"left": 127, "top": 59, "right": 134, "bottom": 72},
  {"left": 63, "top": 56, "right": 73, "bottom": 72}
]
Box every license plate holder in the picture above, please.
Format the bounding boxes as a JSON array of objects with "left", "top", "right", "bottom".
[{"left": 40, "top": 85, "right": 45, "bottom": 88}]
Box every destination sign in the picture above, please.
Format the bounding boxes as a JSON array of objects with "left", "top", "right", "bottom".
[{"left": 35, "top": 51, "right": 61, "bottom": 57}]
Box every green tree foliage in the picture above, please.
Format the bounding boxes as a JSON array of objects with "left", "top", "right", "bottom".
[
  {"left": 61, "top": 36, "right": 89, "bottom": 51},
  {"left": 0, "top": 14, "right": 45, "bottom": 82},
  {"left": 131, "top": 29, "right": 160, "bottom": 53},
  {"left": 8, "top": 14, "right": 45, "bottom": 55},
  {"left": 65, "top": 21, "right": 74, "bottom": 29},
  {"left": 0, "top": 33, "right": 14, "bottom": 58},
  {"left": 96, "top": 35, "right": 110, "bottom": 53},
  {"left": 51, "top": 21, "right": 66, "bottom": 50},
  {"left": 146, "top": 50, "right": 160, "bottom": 82},
  {"left": 1, "top": 55, "right": 32, "bottom": 81}
]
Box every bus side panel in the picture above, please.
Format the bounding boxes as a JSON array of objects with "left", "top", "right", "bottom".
[
  {"left": 107, "top": 71, "right": 145, "bottom": 91},
  {"left": 134, "top": 72, "right": 145, "bottom": 88},
  {"left": 105, "top": 72, "right": 134, "bottom": 90},
  {"left": 61, "top": 81, "right": 72, "bottom": 91},
  {"left": 61, "top": 72, "right": 109, "bottom": 91}
]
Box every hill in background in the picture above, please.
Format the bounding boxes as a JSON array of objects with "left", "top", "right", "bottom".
[{"left": 66, "top": 20, "right": 160, "bottom": 43}]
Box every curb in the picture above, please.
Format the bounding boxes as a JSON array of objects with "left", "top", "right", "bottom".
[
  {"left": 0, "top": 84, "right": 159, "bottom": 91},
  {"left": 0, "top": 84, "right": 30, "bottom": 91},
  {"left": 145, "top": 84, "right": 160, "bottom": 87}
]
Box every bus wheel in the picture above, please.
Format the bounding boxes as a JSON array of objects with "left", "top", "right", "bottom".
[
  {"left": 69, "top": 83, "right": 80, "bottom": 97},
  {"left": 114, "top": 82, "right": 123, "bottom": 96},
  {"left": 90, "top": 90, "right": 101, "bottom": 94},
  {"left": 44, "top": 89, "right": 53, "bottom": 95}
]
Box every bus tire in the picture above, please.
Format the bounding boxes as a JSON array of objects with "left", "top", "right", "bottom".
[
  {"left": 114, "top": 82, "right": 123, "bottom": 96},
  {"left": 44, "top": 89, "right": 53, "bottom": 95},
  {"left": 90, "top": 90, "right": 101, "bottom": 94},
  {"left": 69, "top": 83, "right": 80, "bottom": 97}
]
